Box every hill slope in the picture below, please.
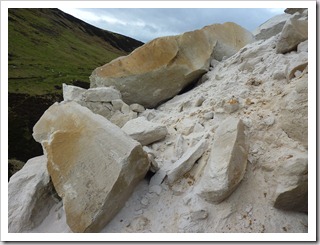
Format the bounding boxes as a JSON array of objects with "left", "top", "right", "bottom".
[{"left": 8, "top": 8, "right": 143, "bottom": 168}]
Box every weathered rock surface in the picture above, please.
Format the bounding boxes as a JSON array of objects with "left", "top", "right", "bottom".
[
  {"left": 279, "top": 74, "right": 308, "bottom": 148},
  {"left": 122, "top": 117, "right": 168, "bottom": 146},
  {"left": 252, "top": 13, "right": 291, "bottom": 41},
  {"left": 33, "top": 101, "right": 150, "bottom": 232},
  {"left": 273, "top": 154, "right": 308, "bottom": 213},
  {"left": 284, "top": 8, "right": 307, "bottom": 15},
  {"left": 276, "top": 15, "right": 308, "bottom": 54},
  {"left": 82, "top": 87, "right": 121, "bottom": 102},
  {"left": 63, "top": 83, "right": 86, "bottom": 102},
  {"left": 196, "top": 117, "right": 248, "bottom": 203},
  {"left": 167, "top": 138, "right": 207, "bottom": 184},
  {"left": 8, "top": 155, "right": 57, "bottom": 232},
  {"left": 90, "top": 22, "right": 254, "bottom": 108}
]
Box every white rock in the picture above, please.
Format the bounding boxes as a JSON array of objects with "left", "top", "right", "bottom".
[
  {"left": 190, "top": 209, "right": 209, "bottom": 221},
  {"left": 33, "top": 101, "right": 149, "bottom": 232},
  {"left": 196, "top": 117, "right": 248, "bottom": 203},
  {"left": 194, "top": 96, "right": 206, "bottom": 107},
  {"left": 297, "top": 40, "right": 308, "bottom": 53},
  {"left": 122, "top": 117, "right": 168, "bottom": 146},
  {"left": 149, "top": 185, "right": 162, "bottom": 195},
  {"left": 203, "top": 111, "right": 214, "bottom": 120},
  {"left": 8, "top": 155, "right": 57, "bottom": 232},
  {"left": 276, "top": 16, "right": 308, "bottom": 54},
  {"left": 273, "top": 154, "right": 308, "bottom": 213},
  {"left": 62, "top": 83, "right": 86, "bottom": 101},
  {"left": 121, "top": 103, "right": 131, "bottom": 114},
  {"left": 253, "top": 13, "right": 291, "bottom": 41},
  {"left": 175, "top": 134, "right": 185, "bottom": 159},
  {"left": 83, "top": 87, "right": 121, "bottom": 102},
  {"left": 111, "top": 99, "right": 126, "bottom": 111},
  {"left": 110, "top": 110, "right": 137, "bottom": 128},
  {"left": 149, "top": 169, "right": 167, "bottom": 186},
  {"left": 130, "top": 103, "right": 145, "bottom": 113},
  {"left": 167, "top": 138, "right": 207, "bottom": 184}
]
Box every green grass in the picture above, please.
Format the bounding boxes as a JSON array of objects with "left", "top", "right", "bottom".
[
  {"left": 8, "top": 8, "right": 143, "bottom": 167},
  {"left": 8, "top": 8, "right": 142, "bottom": 95}
]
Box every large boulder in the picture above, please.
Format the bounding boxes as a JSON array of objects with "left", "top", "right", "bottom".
[
  {"left": 33, "top": 101, "right": 150, "bottom": 232},
  {"left": 273, "top": 154, "right": 308, "bottom": 213},
  {"left": 8, "top": 155, "right": 57, "bottom": 232},
  {"left": 252, "top": 13, "right": 291, "bottom": 41},
  {"left": 90, "top": 22, "right": 254, "bottom": 108},
  {"left": 196, "top": 117, "right": 248, "bottom": 203},
  {"left": 276, "top": 14, "right": 308, "bottom": 54}
]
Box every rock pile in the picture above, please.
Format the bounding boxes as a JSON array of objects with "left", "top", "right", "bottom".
[{"left": 8, "top": 8, "right": 309, "bottom": 234}]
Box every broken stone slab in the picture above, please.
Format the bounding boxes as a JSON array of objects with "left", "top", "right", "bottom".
[
  {"left": 8, "top": 155, "right": 58, "bottom": 232},
  {"left": 33, "top": 101, "right": 150, "bottom": 233},
  {"left": 276, "top": 15, "right": 308, "bottom": 54},
  {"left": 90, "top": 22, "right": 254, "bottom": 108},
  {"left": 273, "top": 154, "right": 308, "bottom": 213},
  {"left": 297, "top": 40, "right": 308, "bottom": 53},
  {"left": 122, "top": 117, "right": 168, "bottom": 146},
  {"left": 167, "top": 138, "right": 207, "bottom": 185},
  {"left": 196, "top": 117, "right": 248, "bottom": 203},
  {"left": 83, "top": 87, "right": 122, "bottom": 102},
  {"left": 63, "top": 83, "right": 86, "bottom": 102}
]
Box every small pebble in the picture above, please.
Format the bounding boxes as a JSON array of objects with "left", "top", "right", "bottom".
[
  {"left": 141, "top": 197, "right": 149, "bottom": 206},
  {"left": 149, "top": 185, "right": 162, "bottom": 195}
]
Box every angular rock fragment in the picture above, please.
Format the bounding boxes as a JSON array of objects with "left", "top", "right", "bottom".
[
  {"left": 90, "top": 22, "right": 254, "bottom": 108},
  {"left": 273, "top": 155, "right": 308, "bottom": 213},
  {"left": 252, "top": 13, "right": 290, "bottom": 41},
  {"left": 8, "top": 155, "right": 57, "bottom": 232},
  {"left": 83, "top": 87, "right": 121, "bottom": 102},
  {"left": 196, "top": 117, "right": 248, "bottom": 203},
  {"left": 33, "top": 101, "right": 150, "bottom": 232},
  {"left": 276, "top": 15, "right": 308, "bottom": 54},
  {"left": 130, "top": 103, "right": 145, "bottom": 113},
  {"left": 122, "top": 117, "right": 168, "bottom": 146},
  {"left": 167, "top": 138, "right": 207, "bottom": 184},
  {"left": 63, "top": 83, "right": 86, "bottom": 101}
]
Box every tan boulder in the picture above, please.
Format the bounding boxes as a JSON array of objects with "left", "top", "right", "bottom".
[
  {"left": 196, "top": 117, "right": 248, "bottom": 203},
  {"left": 33, "top": 101, "right": 150, "bottom": 232},
  {"left": 90, "top": 22, "right": 254, "bottom": 108}
]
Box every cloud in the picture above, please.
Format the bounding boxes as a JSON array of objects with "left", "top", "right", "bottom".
[{"left": 59, "top": 8, "right": 286, "bottom": 42}]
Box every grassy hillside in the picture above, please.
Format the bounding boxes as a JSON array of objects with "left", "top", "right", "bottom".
[{"left": 8, "top": 8, "right": 143, "bottom": 173}]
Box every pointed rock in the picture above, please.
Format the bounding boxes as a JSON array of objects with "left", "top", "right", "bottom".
[
  {"left": 33, "top": 101, "right": 149, "bottom": 232},
  {"left": 167, "top": 138, "right": 207, "bottom": 184},
  {"left": 196, "top": 117, "right": 248, "bottom": 203}
]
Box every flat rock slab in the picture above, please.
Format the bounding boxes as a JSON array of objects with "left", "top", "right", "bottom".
[
  {"left": 196, "top": 117, "right": 248, "bottom": 203},
  {"left": 167, "top": 138, "right": 207, "bottom": 184},
  {"left": 122, "top": 117, "right": 168, "bottom": 146},
  {"left": 33, "top": 101, "right": 150, "bottom": 232}
]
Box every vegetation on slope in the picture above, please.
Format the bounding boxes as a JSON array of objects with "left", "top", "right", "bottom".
[{"left": 8, "top": 8, "right": 143, "bottom": 174}]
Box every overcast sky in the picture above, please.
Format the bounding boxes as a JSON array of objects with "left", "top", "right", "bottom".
[{"left": 59, "top": 8, "right": 285, "bottom": 43}]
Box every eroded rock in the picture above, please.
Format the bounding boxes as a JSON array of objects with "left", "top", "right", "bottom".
[
  {"left": 33, "top": 101, "right": 150, "bottom": 232},
  {"left": 196, "top": 117, "right": 248, "bottom": 203}
]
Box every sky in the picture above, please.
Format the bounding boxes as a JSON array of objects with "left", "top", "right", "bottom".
[{"left": 59, "top": 8, "right": 286, "bottom": 43}]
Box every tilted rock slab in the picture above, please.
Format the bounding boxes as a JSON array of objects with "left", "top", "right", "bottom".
[
  {"left": 33, "top": 101, "right": 150, "bottom": 232},
  {"left": 196, "top": 117, "right": 248, "bottom": 203},
  {"left": 276, "top": 14, "right": 308, "bottom": 54},
  {"left": 273, "top": 154, "right": 308, "bottom": 213},
  {"left": 121, "top": 117, "right": 168, "bottom": 146},
  {"left": 90, "top": 22, "right": 254, "bottom": 108},
  {"left": 167, "top": 138, "right": 207, "bottom": 185},
  {"left": 8, "top": 155, "right": 57, "bottom": 232}
]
